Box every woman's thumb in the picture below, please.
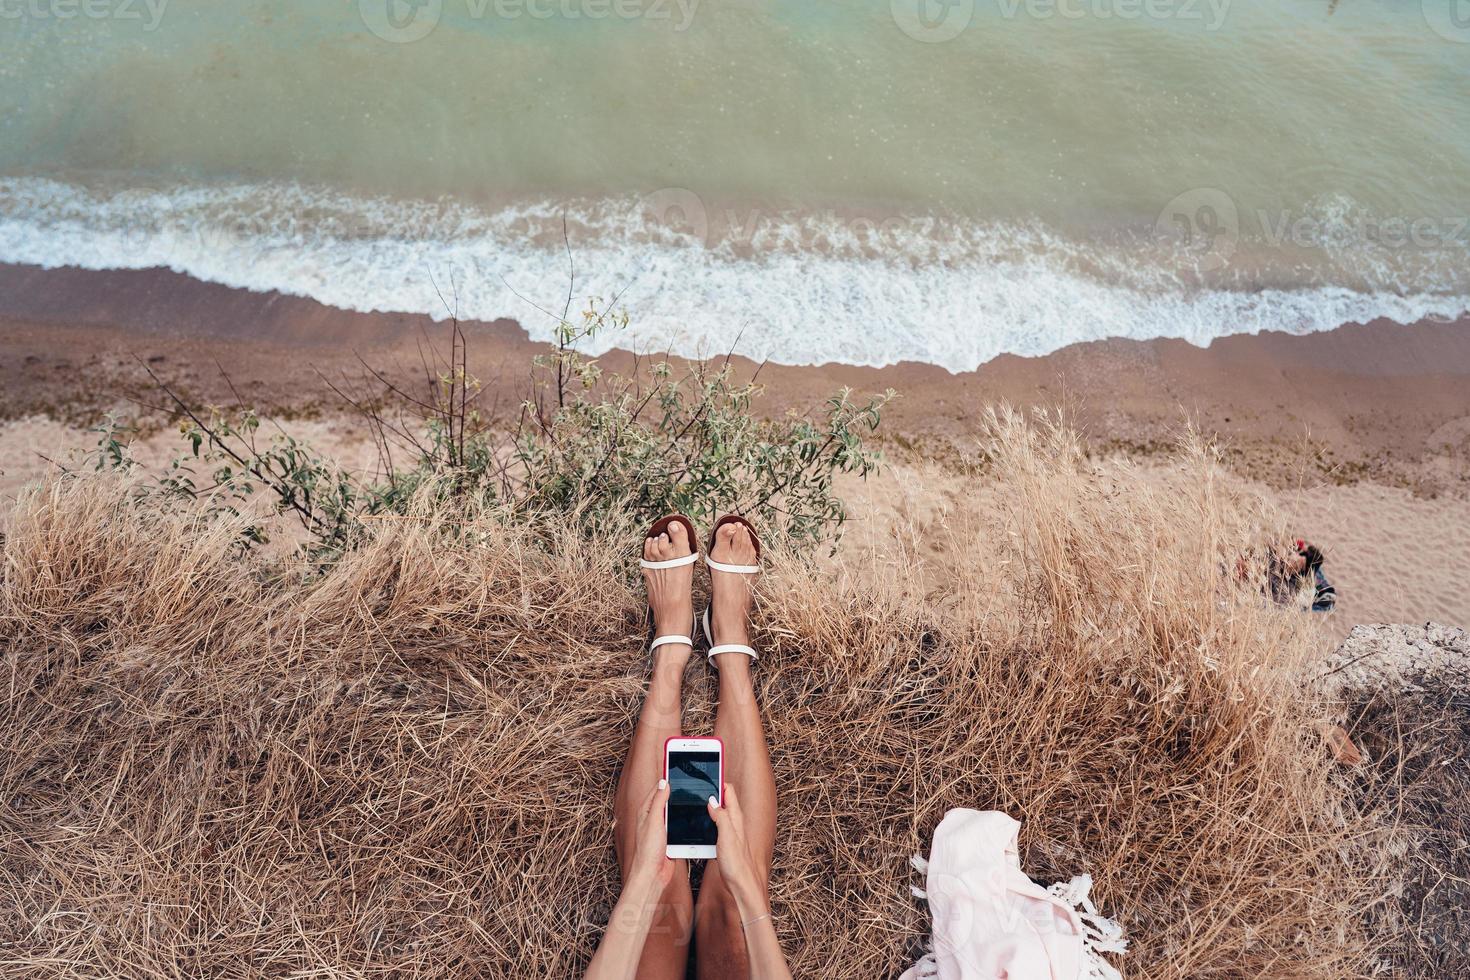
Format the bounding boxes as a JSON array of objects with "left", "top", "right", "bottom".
[{"left": 646, "top": 778, "right": 670, "bottom": 816}]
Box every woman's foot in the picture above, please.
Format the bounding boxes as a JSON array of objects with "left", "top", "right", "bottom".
[
  {"left": 643, "top": 520, "right": 696, "bottom": 669},
  {"left": 708, "top": 521, "right": 758, "bottom": 667}
]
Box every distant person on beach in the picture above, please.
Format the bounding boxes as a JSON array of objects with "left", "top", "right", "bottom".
[
  {"left": 587, "top": 516, "right": 791, "bottom": 980},
  {"left": 1233, "top": 539, "right": 1337, "bottom": 612},
  {"left": 1266, "top": 539, "right": 1338, "bottom": 613}
]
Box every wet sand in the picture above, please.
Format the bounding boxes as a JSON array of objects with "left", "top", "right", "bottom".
[{"left": 3, "top": 261, "right": 1468, "bottom": 494}]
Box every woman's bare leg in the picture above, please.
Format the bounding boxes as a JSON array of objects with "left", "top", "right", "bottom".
[
  {"left": 695, "top": 522, "right": 777, "bottom": 980},
  {"left": 614, "top": 522, "right": 697, "bottom": 980}
]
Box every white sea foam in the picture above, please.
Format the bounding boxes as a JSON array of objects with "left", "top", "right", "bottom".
[{"left": 1, "top": 177, "right": 1466, "bottom": 373}]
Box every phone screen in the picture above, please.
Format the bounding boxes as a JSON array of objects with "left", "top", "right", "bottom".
[{"left": 667, "top": 750, "right": 720, "bottom": 846}]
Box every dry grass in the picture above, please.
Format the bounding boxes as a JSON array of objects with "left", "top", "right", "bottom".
[
  {"left": 1347, "top": 675, "right": 1470, "bottom": 978},
  {"left": 0, "top": 412, "right": 1386, "bottom": 978}
]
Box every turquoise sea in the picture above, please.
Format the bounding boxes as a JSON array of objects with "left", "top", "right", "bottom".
[{"left": 1, "top": 0, "right": 1468, "bottom": 369}]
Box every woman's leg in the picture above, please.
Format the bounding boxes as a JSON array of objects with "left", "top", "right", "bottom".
[
  {"left": 614, "top": 522, "right": 698, "bottom": 980},
  {"left": 695, "top": 522, "right": 777, "bottom": 980}
]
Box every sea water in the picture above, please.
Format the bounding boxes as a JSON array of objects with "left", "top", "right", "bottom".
[{"left": 1, "top": 0, "right": 1467, "bottom": 370}]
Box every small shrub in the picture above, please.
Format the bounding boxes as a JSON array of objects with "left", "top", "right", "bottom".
[{"left": 96, "top": 303, "right": 890, "bottom": 558}]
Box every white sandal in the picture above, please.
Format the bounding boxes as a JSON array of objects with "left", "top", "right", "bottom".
[
  {"left": 640, "top": 514, "right": 700, "bottom": 656},
  {"left": 703, "top": 514, "right": 762, "bottom": 666}
]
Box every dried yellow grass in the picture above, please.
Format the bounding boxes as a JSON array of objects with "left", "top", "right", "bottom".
[{"left": 1, "top": 412, "right": 1384, "bottom": 977}]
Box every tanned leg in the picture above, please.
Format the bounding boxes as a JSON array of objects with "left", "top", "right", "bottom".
[
  {"left": 614, "top": 521, "right": 698, "bottom": 980},
  {"left": 695, "top": 522, "right": 777, "bottom": 980}
]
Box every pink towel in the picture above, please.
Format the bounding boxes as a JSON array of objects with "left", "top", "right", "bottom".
[{"left": 901, "top": 809, "right": 1125, "bottom": 980}]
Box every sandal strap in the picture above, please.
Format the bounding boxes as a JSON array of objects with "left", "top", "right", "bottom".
[
  {"left": 651, "top": 634, "right": 694, "bottom": 652},
  {"left": 702, "top": 608, "right": 758, "bottom": 665},
  {"left": 640, "top": 552, "right": 700, "bottom": 570},
  {"left": 706, "top": 556, "right": 760, "bottom": 575},
  {"left": 708, "top": 644, "right": 758, "bottom": 663}
]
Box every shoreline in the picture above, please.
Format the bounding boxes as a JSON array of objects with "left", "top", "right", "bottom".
[
  {"left": 7, "top": 176, "right": 1468, "bottom": 374},
  {"left": 0, "top": 260, "right": 1466, "bottom": 632},
  {"left": 2, "top": 261, "right": 1468, "bottom": 493}
]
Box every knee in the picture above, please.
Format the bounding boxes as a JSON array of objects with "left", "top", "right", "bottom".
[
  {"left": 695, "top": 876, "right": 750, "bottom": 978},
  {"left": 647, "top": 873, "right": 695, "bottom": 943},
  {"left": 695, "top": 870, "right": 743, "bottom": 933}
]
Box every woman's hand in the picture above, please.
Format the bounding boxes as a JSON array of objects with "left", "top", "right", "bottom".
[
  {"left": 628, "top": 779, "right": 674, "bottom": 890},
  {"left": 707, "top": 783, "right": 792, "bottom": 979},
  {"left": 585, "top": 780, "right": 673, "bottom": 980},
  {"left": 706, "top": 782, "right": 765, "bottom": 914}
]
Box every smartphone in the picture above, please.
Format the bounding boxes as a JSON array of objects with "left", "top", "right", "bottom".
[{"left": 664, "top": 737, "right": 723, "bottom": 859}]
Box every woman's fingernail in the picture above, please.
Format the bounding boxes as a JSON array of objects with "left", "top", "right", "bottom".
[
  {"left": 708, "top": 795, "right": 718, "bottom": 807},
  {"left": 658, "top": 778, "right": 668, "bottom": 790}
]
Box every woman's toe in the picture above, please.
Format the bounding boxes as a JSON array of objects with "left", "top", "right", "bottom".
[
  {"left": 668, "top": 520, "right": 690, "bottom": 555},
  {"left": 717, "top": 522, "right": 752, "bottom": 563}
]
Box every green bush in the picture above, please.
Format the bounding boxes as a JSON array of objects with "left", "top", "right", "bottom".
[{"left": 96, "top": 302, "right": 891, "bottom": 559}]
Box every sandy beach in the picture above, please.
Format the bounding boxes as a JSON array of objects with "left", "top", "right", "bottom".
[{"left": 2, "top": 260, "right": 1466, "bottom": 638}]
